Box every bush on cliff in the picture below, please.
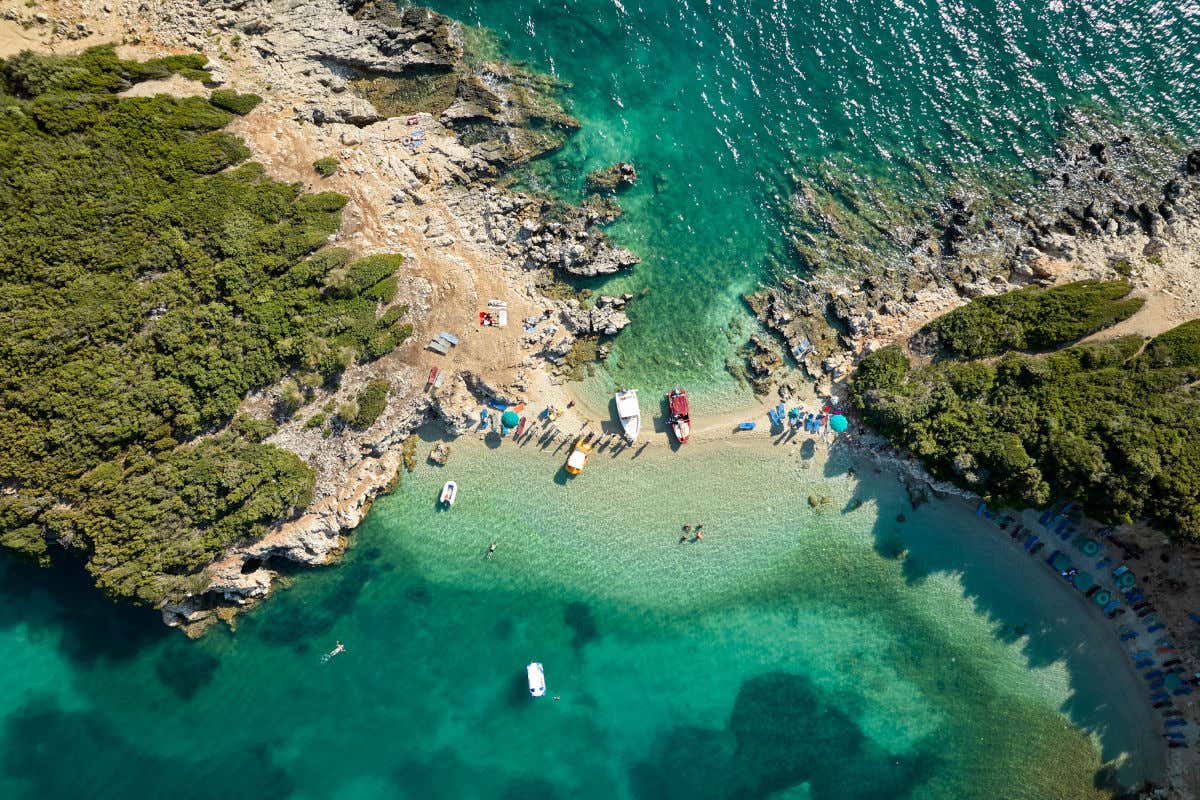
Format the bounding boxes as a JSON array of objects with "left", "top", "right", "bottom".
[
  {"left": 313, "top": 156, "right": 339, "bottom": 177},
  {"left": 351, "top": 380, "right": 392, "bottom": 430},
  {"left": 853, "top": 322, "right": 1200, "bottom": 540},
  {"left": 209, "top": 89, "right": 262, "bottom": 115},
  {"left": 925, "top": 280, "right": 1143, "bottom": 358},
  {"left": 0, "top": 47, "right": 410, "bottom": 604}
]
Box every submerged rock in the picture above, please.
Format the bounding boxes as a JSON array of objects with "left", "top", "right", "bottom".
[
  {"left": 428, "top": 441, "right": 451, "bottom": 466},
  {"left": 585, "top": 161, "right": 637, "bottom": 194}
]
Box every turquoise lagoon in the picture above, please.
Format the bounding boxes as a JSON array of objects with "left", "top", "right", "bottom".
[{"left": 3, "top": 0, "right": 1199, "bottom": 796}]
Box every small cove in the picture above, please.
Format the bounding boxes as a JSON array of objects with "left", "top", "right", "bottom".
[{"left": 2, "top": 0, "right": 1197, "bottom": 795}]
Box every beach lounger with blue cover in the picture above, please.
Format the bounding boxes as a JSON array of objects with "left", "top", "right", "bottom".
[{"left": 438, "top": 331, "right": 460, "bottom": 346}]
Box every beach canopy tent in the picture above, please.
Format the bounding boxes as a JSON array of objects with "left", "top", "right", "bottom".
[
  {"left": 829, "top": 414, "right": 849, "bottom": 432},
  {"left": 1072, "top": 572, "right": 1094, "bottom": 591},
  {"left": 1079, "top": 539, "right": 1101, "bottom": 556},
  {"left": 501, "top": 410, "right": 520, "bottom": 429},
  {"left": 1165, "top": 672, "right": 1184, "bottom": 690}
]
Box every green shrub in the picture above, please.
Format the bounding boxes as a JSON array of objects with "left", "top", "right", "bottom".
[
  {"left": 926, "top": 280, "right": 1143, "bottom": 358},
  {"left": 380, "top": 304, "right": 409, "bottom": 325},
  {"left": 364, "top": 323, "right": 413, "bottom": 360},
  {"left": 278, "top": 378, "right": 304, "bottom": 417},
  {"left": 351, "top": 380, "right": 391, "bottom": 429},
  {"left": 1143, "top": 320, "right": 1200, "bottom": 368},
  {"left": 313, "top": 156, "right": 339, "bottom": 177},
  {"left": 209, "top": 89, "right": 262, "bottom": 115},
  {"left": 367, "top": 275, "right": 399, "bottom": 304}
]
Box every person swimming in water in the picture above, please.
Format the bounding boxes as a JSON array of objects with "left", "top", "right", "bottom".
[{"left": 329, "top": 641, "right": 345, "bottom": 658}]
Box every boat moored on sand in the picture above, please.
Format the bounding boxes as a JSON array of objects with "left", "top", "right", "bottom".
[
  {"left": 667, "top": 387, "right": 691, "bottom": 444},
  {"left": 566, "top": 438, "right": 592, "bottom": 475},
  {"left": 614, "top": 389, "right": 641, "bottom": 443}
]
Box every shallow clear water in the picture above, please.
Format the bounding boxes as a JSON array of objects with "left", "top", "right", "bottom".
[
  {"left": 0, "top": 440, "right": 1164, "bottom": 798},
  {"left": 3, "top": 1, "right": 1196, "bottom": 796}
]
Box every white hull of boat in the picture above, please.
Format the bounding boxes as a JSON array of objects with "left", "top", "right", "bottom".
[
  {"left": 439, "top": 481, "right": 457, "bottom": 506},
  {"left": 527, "top": 662, "right": 546, "bottom": 697},
  {"left": 614, "top": 389, "right": 641, "bottom": 443}
]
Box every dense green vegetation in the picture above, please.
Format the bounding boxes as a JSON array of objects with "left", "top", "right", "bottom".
[
  {"left": 924, "top": 280, "right": 1143, "bottom": 358},
  {"left": 351, "top": 380, "right": 392, "bottom": 430},
  {"left": 0, "top": 47, "right": 411, "bottom": 603},
  {"left": 854, "top": 298, "right": 1200, "bottom": 539}
]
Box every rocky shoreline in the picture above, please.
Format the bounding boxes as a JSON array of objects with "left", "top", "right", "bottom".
[
  {"left": 0, "top": 0, "right": 644, "bottom": 631},
  {"left": 748, "top": 111, "right": 1200, "bottom": 398}
]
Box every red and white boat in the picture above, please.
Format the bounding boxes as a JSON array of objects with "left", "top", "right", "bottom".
[{"left": 668, "top": 387, "right": 691, "bottom": 444}]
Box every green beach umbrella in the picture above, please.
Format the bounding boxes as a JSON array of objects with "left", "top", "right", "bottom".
[
  {"left": 1080, "top": 539, "right": 1100, "bottom": 556},
  {"left": 1117, "top": 571, "right": 1137, "bottom": 588},
  {"left": 1072, "top": 572, "right": 1093, "bottom": 591},
  {"left": 1165, "top": 672, "right": 1183, "bottom": 690},
  {"left": 829, "top": 414, "right": 849, "bottom": 433},
  {"left": 1093, "top": 590, "right": 1111, "bottom": 606},
  {"left": 501, "top": 410, "right": 520, "bottom": 429}
]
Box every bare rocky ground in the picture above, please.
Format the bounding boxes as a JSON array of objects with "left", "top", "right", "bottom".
[{"left": 1, "top": 0, "right": 640, "bottom": 630}]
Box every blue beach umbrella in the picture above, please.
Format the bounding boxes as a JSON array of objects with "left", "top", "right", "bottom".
[
  {"left": 829, "top": 414, "right": 849, "bottom": 433},
  {"left": 501, "top": 410, "right": 520, "bottom": 429}
]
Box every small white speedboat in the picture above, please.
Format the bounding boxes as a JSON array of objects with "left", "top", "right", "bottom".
[
  {"left": 527, "top": 662, "right": 546, "bottom": 697},
  {"left": 614, "top": 389, "right": 641, "bottom": 443},
  {"left": 439, "top": 481, "right": 458, "bottom": 507}
]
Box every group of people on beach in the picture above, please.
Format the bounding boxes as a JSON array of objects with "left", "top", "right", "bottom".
[{"left": 679, "top": 523, "right": 705, "bottom": 543}]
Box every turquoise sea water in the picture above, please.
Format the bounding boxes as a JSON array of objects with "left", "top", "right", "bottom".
[
  {"left": 3, "top": 1, "right": 1199, "bottom": 797},
  {"left": 0, "top": 440, "right": 1166, "bottom": 798}
]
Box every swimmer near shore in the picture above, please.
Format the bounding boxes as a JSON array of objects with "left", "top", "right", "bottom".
[{"left": 322, "top": 640, "right": 346, "bottom": 662}]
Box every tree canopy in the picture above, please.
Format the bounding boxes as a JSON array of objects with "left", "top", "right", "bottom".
[
  {"left": 854, "top": 287, "right": 1200, "bottom": 540},
  {"left": 923, "top": 279, "right": 1143, "bottom": 358},
  {"left": 0, "top": 46, "right": 410, "bottom": 603}
]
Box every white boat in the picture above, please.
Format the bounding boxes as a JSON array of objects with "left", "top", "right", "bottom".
[
  {"left": 614, "top": 389, "right": 641, "bottom": 443},
  {"left": 527, "top": 662, "right": 546, "bottom": 697},
  {"left": 439, "top": 481, "right": 457, "bottom": 507}
]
